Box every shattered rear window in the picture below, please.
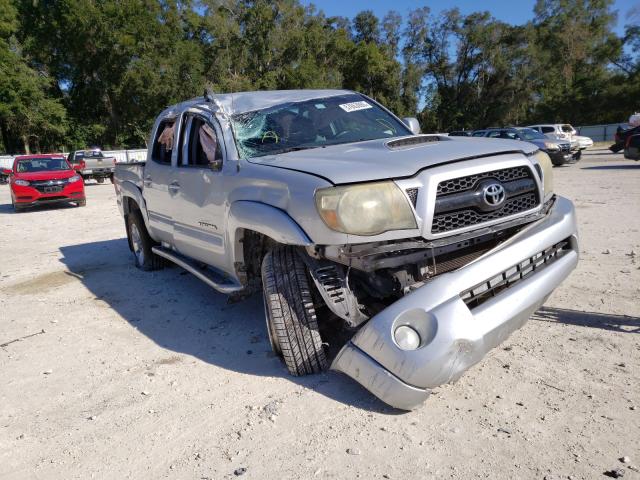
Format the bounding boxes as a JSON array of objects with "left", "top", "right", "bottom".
[{"left": 230, "top": 94, "right": 411, "bottom": 159}]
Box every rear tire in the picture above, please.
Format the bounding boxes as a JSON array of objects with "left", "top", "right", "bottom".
[
  {"left": 97, "top": 177, "right": 105, "bottom": 184},
  {"left": 126, "top": 210, "right": 163, "bottom": 271},
  {"left": 77, "top": 199, "right": 86, "bottom": 207},
  {"left": 261, "top": 247, "right": 328, "bottom": 376}
]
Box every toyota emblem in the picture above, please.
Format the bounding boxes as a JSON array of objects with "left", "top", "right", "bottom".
[{"left": 483, "top": 183, "right": 506, "bottom": 207}]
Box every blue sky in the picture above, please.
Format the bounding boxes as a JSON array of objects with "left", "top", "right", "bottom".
[{"left": 301, "top": 0, "right": 638, "bottom": 35}]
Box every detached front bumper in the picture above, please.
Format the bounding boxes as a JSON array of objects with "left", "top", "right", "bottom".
[{"left": 332, "top": 196, "right": 579, "bottom": 410}]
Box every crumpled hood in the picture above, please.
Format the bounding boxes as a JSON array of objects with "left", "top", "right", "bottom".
[{"left": 248, "top": 136, "right": 538, "bottom": 185}]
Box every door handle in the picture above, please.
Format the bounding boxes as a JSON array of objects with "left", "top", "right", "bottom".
[
  {"left": 143, "top": 175, "right": 152, "bottom": 186},
  {"left": 168, "top": 181, "right": 180, "bottom": 193}
]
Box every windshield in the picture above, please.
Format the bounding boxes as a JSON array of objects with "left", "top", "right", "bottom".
[
  {"left": 517, "top": 128, "right": 546, "bottom": 140},
  {"left": 230, "top": 94, "right": 411, "bottom": 158},
  {"left": 16, "top": 158, "right": 71, "bottom": 173}
]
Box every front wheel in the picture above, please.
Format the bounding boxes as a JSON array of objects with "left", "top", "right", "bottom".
[
  {"left": 261, "top": 247, "right": 328, "bottom": 376},
  {"left": 97, "top": 177, "right": 105, "bottom": 184}
]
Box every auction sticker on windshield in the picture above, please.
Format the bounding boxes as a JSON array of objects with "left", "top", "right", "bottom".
[{"left": 339, "top": 101, "right": 373, "bottom": 112}]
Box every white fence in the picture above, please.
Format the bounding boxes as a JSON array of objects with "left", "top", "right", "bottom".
[
  {"left": 0, "top": 149, "right": 147, "bottom": 168},
  {"left": 575, "top": 123, "right": 628, "bottom": 142}
]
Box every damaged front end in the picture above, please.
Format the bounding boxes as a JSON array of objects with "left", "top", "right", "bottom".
[{"left": 303, "top": 195, "right": 578, "bottom": 410}]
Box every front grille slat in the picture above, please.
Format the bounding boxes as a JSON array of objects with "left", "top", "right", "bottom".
[
  {"left": 437, "top": 166, "right": 530, "bottom": 196},
  {"left": 432, "top": 166, "right": 540, "bottom": 234},
  {"left": 432, "top": 192, "right": 538, "bottom": 234},
  {"left": 30, "top": 178, "right": 68, "bottom": 193},
  {"left": 460, "top": 240, "right": 569, "bottom": 309}
]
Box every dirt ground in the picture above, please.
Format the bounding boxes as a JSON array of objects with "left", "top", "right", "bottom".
[{"left": 1, "top": 149, "right": 639, "bottom": 480}]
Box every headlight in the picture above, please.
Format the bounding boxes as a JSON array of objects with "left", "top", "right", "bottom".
[
  {"left": 315, "top": 181, "right": 417, "bottom": 235},
  {"left": 14, "top": 179, "right": 30, "bottom": 186},
  {"left": 68, "top": 174, "right": 82, "bottom": 183},
  {"left": 394, "top": 325, "right": 421, "bottom": 351},
  {"left": 543, "top": 141, "right": 559, "bottom": 150},
  {"left": 532, "top": 150, "right": 554, "bottom": 199}
]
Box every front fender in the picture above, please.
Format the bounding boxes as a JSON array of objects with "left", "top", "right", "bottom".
[
  {"left": 227, "top": 200, "right": 313, "bottom": 272},
  {"left": 228, "top": 200, "right": 313, "bottom": 246}
]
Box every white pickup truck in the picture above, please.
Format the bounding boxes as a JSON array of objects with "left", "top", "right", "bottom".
[{"left": 114, "top": 89, "right": 579, "bottom": 409}]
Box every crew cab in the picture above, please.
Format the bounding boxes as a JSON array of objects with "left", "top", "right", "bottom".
[
  {"left": 67, "top": 148, "right": 116, "bottom": 183},
  {"left": 3, "top": 154, "right": 85, "bottom": 211},
  {"left": 114, "top": 90, "right": 579, "bottom": 410}
]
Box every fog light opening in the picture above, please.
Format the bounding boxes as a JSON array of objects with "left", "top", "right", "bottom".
[{"left": 394, "top": 325, "right": 421, "bottom": 351}]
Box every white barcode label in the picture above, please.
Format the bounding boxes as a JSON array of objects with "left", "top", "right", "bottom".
[{"left": 339, "top": 101, "right": 372, "bottom": 112}]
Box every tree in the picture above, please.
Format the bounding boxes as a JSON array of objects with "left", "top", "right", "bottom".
[{"left": 0, "top": 0, "right": 67, "bottom": 153}]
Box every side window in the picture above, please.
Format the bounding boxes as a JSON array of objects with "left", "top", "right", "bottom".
[
  {"left": 472, "top": 131, "right": 485, "bottom": 137},
  {"left": 487, "top": 131, "right": 501, "bottom": 138},
  {"left": 152, "top": 119, "right": 176, "bottom": 164},
  {"left": 179, "top": 114, "right": 223, "bottom": 169},
  {"left": 541, "top": 126, "right": 554, "bottom": 134}
]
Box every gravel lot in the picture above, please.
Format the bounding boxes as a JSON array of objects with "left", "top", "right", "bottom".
[{"left": 1, "top": 149, "right": 639, "bottom": 480}]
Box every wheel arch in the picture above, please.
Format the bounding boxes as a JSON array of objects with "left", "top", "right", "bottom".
[{"left": 227, "top": 200, "right": 314, "bottom": 287}]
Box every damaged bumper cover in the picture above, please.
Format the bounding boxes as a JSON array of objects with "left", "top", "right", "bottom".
[{"left": 331, "top": 196, "right": 579, "bottom": 410}]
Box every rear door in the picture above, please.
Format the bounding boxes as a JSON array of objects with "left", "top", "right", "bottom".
[
  {"left": 143, "top": 118, "right": 179, "bottom": 244},
  {"left": 170, "top": 111, "right": 228, "bottom": 267}
]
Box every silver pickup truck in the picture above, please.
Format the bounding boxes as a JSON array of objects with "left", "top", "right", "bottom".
[
  {"left": 67, "top": 149, "right": 116, "bottom": 183},
  {"left": 114, "top": 89, "right": 578, "bottom": 410}
]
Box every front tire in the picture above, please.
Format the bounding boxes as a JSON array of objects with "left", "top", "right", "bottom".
[
  {"left": 97, "top": 177, "right": 105, "bottom": 184},
  {"left": 261, "top": 247, "right": 328, "bottom": 376},
  {"left": 126, "top": 210, "right": 163, "bottom": 271}
]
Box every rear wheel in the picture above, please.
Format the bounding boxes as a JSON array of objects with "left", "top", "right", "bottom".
[
  {"left": 126, "top": 210, "right": 163, "bottom": 271},
  {"left": 77, "top": 199, "right": 86, "bottom": 207},
  {"left": 261, "top": 246, "right": 328, "bottom": 376},
  {"left": 97, "top": 177, "right": 105, "bottom": 184}
]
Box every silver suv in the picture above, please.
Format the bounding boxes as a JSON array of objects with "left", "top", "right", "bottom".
[{"left": 114, "top": 90, "right": 579, "bottom": 410}]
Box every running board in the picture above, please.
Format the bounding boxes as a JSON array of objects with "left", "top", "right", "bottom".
[{"left": 151, "top": 246, "right": 244, "bottom": 295}]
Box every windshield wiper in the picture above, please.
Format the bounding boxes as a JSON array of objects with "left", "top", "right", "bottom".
[{"left": 274, "top": 146, "right": 317, "bottom": 155}]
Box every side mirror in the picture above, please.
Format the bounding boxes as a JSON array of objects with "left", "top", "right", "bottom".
[
  {"left": 402, "top": 117, "right": 421, "bottom": 135},
  {"left": 209, "top": 159, "right": 223, "bottom": 172},
  {"left": 2, "top": 169, "right": 12, "bottom": 175}
]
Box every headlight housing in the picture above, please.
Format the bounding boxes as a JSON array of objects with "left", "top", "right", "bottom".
[
  {"left": 315, "top": 181, "right": 417, "bottom": 236},
  {"left": 543, "top": 141, "right": 560, "bottom": 150},
  {"left": 14, "top": 179, "right": 30, "bottom": 186},
  {"left": 532, "top": 150, "right": 554, "bottom": 199},
  {"left": 68, "top": 174, "right": 82, "bottom": 183}
]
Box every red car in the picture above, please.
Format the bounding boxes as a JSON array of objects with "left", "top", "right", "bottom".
[{"left": 3, "top": 154, "right": 86, "bottom": 212}]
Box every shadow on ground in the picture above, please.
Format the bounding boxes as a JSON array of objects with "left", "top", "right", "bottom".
[
  {"left": 58, "top": 238, "right": 400, "bottom": 414},
  {"left": 581, "top": 164, "right": 640, "bottom": 170},
  {"left": 0, "top": 201, "right": 78, "bottom": 215},
  {"left": 533, "top": 306, "right": 640, "bottom": 333}
]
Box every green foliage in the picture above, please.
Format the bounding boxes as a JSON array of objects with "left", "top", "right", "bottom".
[{"left": 0, "top": 0, "right": 636, "bottom": 153}]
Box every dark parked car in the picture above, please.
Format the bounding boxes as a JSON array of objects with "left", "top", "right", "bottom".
[
  {"left": 448, "top": 130, "right": 472, "bottom": 137},
  {"left": 624, "top": 133, "right": 640, "bottom": 160},
  {"left": 473, "top": 127, "right": 576, "bottom": 166},
  {"left": 612, "top": 125, "right": 640, "bottom": 156}
]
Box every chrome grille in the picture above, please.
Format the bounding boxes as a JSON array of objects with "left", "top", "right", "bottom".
[
  {"left": 437, "top": 166, "right": 530, "bottom": 195},
  {"left": 432, "top": 193, "right": 538, "bottom": 234},
  {"left": 432, "top": 166, "right": 540, "bottom": 234}
]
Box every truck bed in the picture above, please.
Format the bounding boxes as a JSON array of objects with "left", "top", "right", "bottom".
[{"left": 114, "top": 161, "right": 146, "bottom": 189}]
